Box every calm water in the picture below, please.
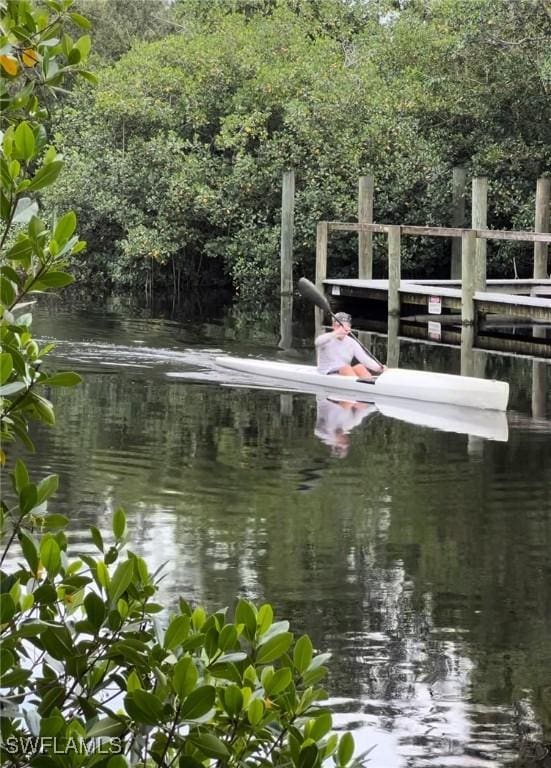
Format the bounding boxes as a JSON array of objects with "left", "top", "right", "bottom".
[{"left": 14, "top": 298, "right": 551, "bottom": 766}]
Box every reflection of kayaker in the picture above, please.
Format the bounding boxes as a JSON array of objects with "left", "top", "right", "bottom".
[{"left": 314, "top": 397, "right": 378, "bottom": 458}]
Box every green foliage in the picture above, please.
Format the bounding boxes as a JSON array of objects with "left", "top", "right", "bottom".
[
  {"left": 43, "top": 0, "right": 550, "bottom": 298},
  {"left": 1, "top": 480, "right": 365, "bottom": 767},
  {"left": 0, "top": 0, "right": 92, "bottom": 460}
]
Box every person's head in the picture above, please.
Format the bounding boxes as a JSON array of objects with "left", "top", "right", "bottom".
[{"left": 332, "top": 312, "right": 351, "bottom": 334}]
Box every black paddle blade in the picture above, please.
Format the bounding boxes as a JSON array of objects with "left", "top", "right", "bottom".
[{"left": 297, "top": 277, "right": 332, "bottom": 314}]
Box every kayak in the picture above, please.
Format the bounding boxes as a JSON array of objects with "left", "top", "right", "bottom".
[
  {"left": 214, "top": 356, "right": 509, "bottom": 412},
  {"left": 166, "top": 369, "right": 508, "bottom": 440}
]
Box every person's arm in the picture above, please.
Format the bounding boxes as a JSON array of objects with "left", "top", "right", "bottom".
[
  {"left": 351, "top": 339, "right": 384, "bottom": 373},
  {"left": 315, "top": 331, "right": 338, "bottom": 348}
]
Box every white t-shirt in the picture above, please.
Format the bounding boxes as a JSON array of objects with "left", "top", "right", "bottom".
[{"left": 315, "top": 332, "right": 380, "bottom": 374}]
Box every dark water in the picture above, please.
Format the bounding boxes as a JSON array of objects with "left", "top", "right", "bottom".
[{"left": 13, "top": 298, "right": 551, "bottom": 766}]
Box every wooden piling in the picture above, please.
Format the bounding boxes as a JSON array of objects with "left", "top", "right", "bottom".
[
  {"left": 279, "top": 293, "right": 293, "bottom": 350},
  {"left": 472, "top": 177, "right": 488, "bottom": 291},
  {"left": 386, "top": 315, "right": 400, "bottom": 368},
  {"left": 280, "top": 170, "right": 295, "bottom": 296},
  {"left": 315, "top": 221, "right": 329, "bottom": 330},
  {"left": 451, "top": 166, "right": 466, "bottom": 279},
  {"left": 534, "top": 176, "right": 550, "bottom": 279},
  {"left": 387, "top": 225, "right": 401, "bottom": 317},
  {"left": 358, "top": 174, "right": 374, "bottom": 279},
  {"left": 461, "top": 229, "right": 476, "bottom": 325}
]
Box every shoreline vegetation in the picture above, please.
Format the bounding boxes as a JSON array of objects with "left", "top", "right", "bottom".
[{"left": 43, "top": 0, "right": 550, "bottom": 301}]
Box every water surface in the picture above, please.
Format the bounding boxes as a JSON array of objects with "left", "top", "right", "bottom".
[{"left": 14, "top": 299, "right": 551, "bottom": 766}]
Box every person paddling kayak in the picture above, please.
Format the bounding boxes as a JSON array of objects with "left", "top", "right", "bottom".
[{"left": 315, "top": 312, "right": 384, "bottom": 378}]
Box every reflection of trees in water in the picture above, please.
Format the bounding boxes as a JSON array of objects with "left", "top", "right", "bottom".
[{"left": 22, "top": 364, "right": 551, "bottom": 758}]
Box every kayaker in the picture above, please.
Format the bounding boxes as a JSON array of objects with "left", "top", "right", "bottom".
[{"left": 315, "top": 313, "right": 384, "bottom": 377}]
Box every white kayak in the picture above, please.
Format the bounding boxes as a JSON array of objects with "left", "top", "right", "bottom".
[
  {"left": 214, "top": 356, "right": 509, "bottom": 412},
  {"left": 167, "top": 369, "right": 508, "bottom": 440}
]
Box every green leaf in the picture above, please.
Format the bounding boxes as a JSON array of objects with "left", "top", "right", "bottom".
[
  {"left": 40, "top": 713, "right": 65, "bottom": 737},
  {"left": 0, "top": 594, "right": 16, "bottom": 623},
  {"left": 90, "top": 526, "right": 104, "bottom": 552},
  {"left": 37, "top": 474, "right": 59, "bottom": 504},
  {"left": 179, "top": 757, "right": 205, "bottom": 768},
  {"left": 0, "top": 190, "right": 11, "bottom": 220},
  {"left": 68, "top": 48, "right": 81, "bottom": 65},
  {"left": 40, "top": 371, "right": 82, "bottom": 387},
  {"left": 180, "top": 685, "right": 215, "bottom": 720},
  {"left": 29, "top": 393, "right": 55, "bottom": 425},
  {"left": 40, "top": 536, "right": 61, "bottom": 576},
  {"left": 264, "top": 667, "right": 292, "bottom": 695},
  {"left": 20, "top": 483, "right": 38, "bottom": 514},
  {"left": 299, "top": 743, "right": 319, "bottom": 768},
  {"left": 53, "top": 211, "right": 76, "bottom": 245},
  {"left": 294, "top": 634, "right": 313, "bottom": 674},
  {"left": 84, "top": 591, "right": 106, "bottom": 629},
  {"left": 74, "top": 34, "right": 91, "bottom": 60},
  {"left": 337, "top": 732, "right": 354, "bottom": 766},
  {"left": 78, "top": 70, "right": 98, "bottom": 85},
  {"left": 247, "top": 698, "right": 264, "bottom": 726},
  {"left": 223, "top": 684, "right": 243, "bottom": 716},
  {"left": 112, "top": 507, "right": 126, "bottom": 540},
  {"left": 235, "top": 598, "right": 257, "bottom": 639},
  {"left": 14, "top": 122, "right": 35, "bottom": 161},
  {"left": 41, "top": 514, "right": 69, "bottom": 530},
  {"left": 0, "top": 275, "right": 16, "bottom": 306},
  {"left": 256, "top": 632, "right": 293, "bottom": 664},
  {"left": 109, "top": 558, "right": 134, "bottom": 603},
  {"left": 26, "top": 160, "right": 63, "bottom": 192},
  {"left": 18, "top": 530, "right": 39, "bottom": 572},
  {"left": 164, "top": 614, "right": 191, "bottom": 650},
  {"left": 257, "top": 603, "right": 273, "bottom": 635},
  {"left": 126, "top": 669, "right": 142, "bottom": 692},
  {"left": 96, "top": 560, "right": 110, "bottom": 589},
  {"left": 188, "top": 733, "right": 229, "bottom": 760},
  {"left": 0, "top": 352, "right": 12, "bottom": 385},
  {"left": 34, "top": 271, "right": 75, "bottom": 289},
  {"left": 125, "top": 690, "right": 165, "bottom": 726},
  {"left": 85, "top": 717, "right": 125, "bottom": 739},
  {"left": 70, "top": 12, "right": 92, "bottom": 29},
  {"left": 173, "top": 656, "right": 198, "bottom": 698},
  {"left": 218, "top": 624, "right": 238, "bottom": 651},
  {"left": 5, "top": 239, "right": 33, "bottom": 263},
  {"left": 309, "top": 711, "right": 332, "bottom": 742}
]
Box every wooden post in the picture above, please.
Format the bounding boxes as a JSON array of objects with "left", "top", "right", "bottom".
[
  {"left": 534, "top": 176, "right": 550, "bottom": 279},
  {"left": 358, "top": 175, "right": 374, "bottom": 279},
  {"left": 472, "top": 177, "right": 488, "bottom": 291},
  {"left": 461, "top": 324, "right": 475, "bottom": 378},
  {"left": 280, "top": 170, "right": 295, "bottom": 296},
  {"left": 387, "top": 225, "right": 401, "bottom": 317},
  {"left": 461, "top": 229, "right": 476, "bottom": 326},
  {"left": 315, "top": 221, "right": 329, "bottom": 330},
  {"left": 451, "top": 167, "right": 466, "bottom": 279},
  {"left": 386, "top": 314, "right": 400, "bottom": 368},
  {"left": 532, "top": 325, "right": 546, "bottom": 417},
  {"left": 278, "top": 293, "right": 293, "bottom": 350}
]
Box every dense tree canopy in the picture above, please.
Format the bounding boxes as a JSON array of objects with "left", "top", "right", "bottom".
[{"left": 45, "top": 0, "right": 551, "bottom": 299}]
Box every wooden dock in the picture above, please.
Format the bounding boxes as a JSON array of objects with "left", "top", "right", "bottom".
[
  {"left": 324, "top": 277, "right": 551, "bottom": 323},
  {"left": 311, "top": 173, "right": 550, "bottom": 330}
]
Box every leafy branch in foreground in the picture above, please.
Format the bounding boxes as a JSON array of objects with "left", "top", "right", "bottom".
[{"left": 0, "top": 501, "right": 367, "bottom": 768}]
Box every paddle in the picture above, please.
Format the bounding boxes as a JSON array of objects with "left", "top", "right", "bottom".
[{"left": 297, "top": 277, "right": 384, "bottom": 371}]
